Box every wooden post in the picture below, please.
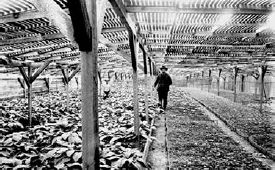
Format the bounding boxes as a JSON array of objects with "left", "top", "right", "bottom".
[
  {"left": 254, "top": 77, "right": 259, "bottom": 98},
  {"left": 67, "top": 0, "right": 100, "bottom": 168},
  {"left": 201, "top": 71, "right": 204, "bottom": 90},
  {"left": 98, "top": 71, "right": 102, "bottom": 96},
  {"left": 75, "top": 77, "right": 79, "bottom": 89},
  {"left": 28, "top": 66, "right": 32, "bottom": 127},
  {"left": 19, "top": 61, "right": 51, "bottom": 112},
  {"left": 56, "top": 78, "right": 58, "bottom": 91},
  {"left": 148, "top": 58, "right": 153, "bottom": 100},
  {"left": 129, "top": 31, "right": 140, "bottom": 137},
  {"left": 217, "top": 69, "right": 222, "bottom": 96},
  {"left": 241, "top": 75, "right": 245, "bottom": 92},
  {"left": 260, "top": 65, "right": 268, "bottom": 114},
  {"left": 61, "top": 68, "right": 69, "bottom": 109},
  {"left": 233, "top": 67, "right": 239, "bottom": 102},
  {"left": 44, "top": 78, "right": 50, "bottom": 92},
  {"left": 142, "top": 49, "right": 149, "bottom": 122},
  {"left": 223, "top": 77, "right": 226, "bottom": 90},
  {"left": 208, "top": 69, "right": 212, "bottom": 92}
]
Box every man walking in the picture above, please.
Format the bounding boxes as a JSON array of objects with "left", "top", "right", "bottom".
[{"left": 154, "top": 66, "right": 172, "bottom": 111}]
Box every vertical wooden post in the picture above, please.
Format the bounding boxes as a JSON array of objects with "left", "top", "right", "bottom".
[
  {"left": 28, "top": 66, "right": 32, "bottom": 127},
  {"left": 241, "top": 75, "right": 245, "bottom": 92},
  {"left": 148, "top": 58, "right": 153, "bottom": 100},
  {"left": 98, "top": 71, "right": 101, "bottom": 96},
  {"left": 142, "top": 49, "right": 149, "bottom": 122},
  {"left": 61, "top": 68, "right": 69, "bottom": 110},
  {"left": 254, "top": 77, "right": 259, "bottom": 97},
  {"left": 55, "top": 78, "right": 58, "bottom": 91},
  {"left": 208, "top": 69, "right": 212, "bottom": 92},
  {"left": 24, "top": 80, "right": 27, "bottom": 98},
  {"left": 260, "top": 65, "right": 268, "bottom": 114},
  {"left": 189, "top": 74, "right": 192, "bottom": 87},
  {"left": 217, "top": 69, "right": 222, "bottom": 96},
  {"left": 223, "top": 77, "right": 226, "bottom": 90},
  {"left": 201, "top": 71, "right": 204, "bottom": 90},
  {"left": 75, "top": 77, "right": 79, "bottom": 89},
  {"left": 45, "top": 78, "right": 50, "bottom": 93},
  {"left": 81, "top": 50, "right": 99, "bottom": 169},
  {"left": 129, "top": 31, "right": 140, "bottom": 137},
  {"left": 66, "top": 82, "right": 69, "bottom": 109},
  {"left": 67, "top": 0, "right": 100, "bottom": 168},
  {"left": 233, "top": 67, "right": 239, "bottom": 102}
]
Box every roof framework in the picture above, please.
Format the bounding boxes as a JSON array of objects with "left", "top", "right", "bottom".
[{"left": 0, "top": 0, "right": 274, "bottom": 77}]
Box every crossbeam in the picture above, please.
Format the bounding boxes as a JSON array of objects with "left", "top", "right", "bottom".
[
  {"left": 148, "top": 43, "right": 265, "bottom": 48},
  {"left": 108, "top": 0, "right": 146, "bottom": 52},
  {"left": 126, "top": 6, "right": 272, "bottom": 15},
  {"left": 0, "top": 10, "right": 44, "bottom": 23}
]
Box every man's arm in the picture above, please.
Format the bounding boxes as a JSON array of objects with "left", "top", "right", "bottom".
[
  {"left": 168, "top": 75, "right": 172, "bottom": 85},
  {"left": 154, "top": 75, "right": 160, "bottom": 87}
]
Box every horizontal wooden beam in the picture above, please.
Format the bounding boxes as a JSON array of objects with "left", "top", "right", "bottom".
[
  {"left": 0, "top": 10, "right": 44, "bottom": 23},
  {"left": 0, "top": 33, "right": 65, "bottom": 47},
  {"left": 0, "top": 57, "right": 46, "bottom": 68},
  {"left": 141, "top": 32, "right": 258, "bottom": 39},
  {"left": 148, "top": 43, "right": 264, "bottom": 48},
  {"left": 138, "top": 22, "right": 265, "bottom": 27},
  {"left": 126, "top": 6, "right": 272, "bottom": 15},
  {"left": 0, "top": 68, "right": 19, "bottom": 73},
  {"left": 102, "top": 27, "right": 127, "bottom": 33}
]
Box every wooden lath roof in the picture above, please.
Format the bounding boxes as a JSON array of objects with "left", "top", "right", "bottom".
[
  {"left": 0, "top": 0, "right": 36, "bottom": 17},
  {"left": 122, "top": 0, "right": 275, "bottom": 70},
  {"left": 0, "top": 0, "right": 144, "bottom": 75},
  {"left": 0, "top": 0, "right": 274, "bottom": 76}
]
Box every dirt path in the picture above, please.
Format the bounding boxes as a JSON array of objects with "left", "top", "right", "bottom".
[{"left": 147, "top": 114, "right": 168, "bottom": 170}]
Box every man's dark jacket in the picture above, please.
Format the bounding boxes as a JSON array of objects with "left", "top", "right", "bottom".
[{"left": 154, "top": 72, "right": 172, "bottom": 92}]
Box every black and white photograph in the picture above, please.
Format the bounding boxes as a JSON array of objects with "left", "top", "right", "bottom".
[{"left": 0, "top": 0, "right": 275, "bottom": 169}]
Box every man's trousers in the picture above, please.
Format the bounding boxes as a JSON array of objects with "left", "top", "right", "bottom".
[{"left": 158, "top": 90, "right": 168, "bottom": 110}]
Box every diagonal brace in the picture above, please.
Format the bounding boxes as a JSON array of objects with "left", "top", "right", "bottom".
[
  {"left": 19, "top": 67, "right": 30, "bottom": 88},
  {"left": 30, "top": 60, "right": 52, "bottom": 83},
  {"left": 68, "top": 66, "right": 81, "bottom": 82}
]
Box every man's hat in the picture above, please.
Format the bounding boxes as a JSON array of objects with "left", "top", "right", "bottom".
[{"left": 160, "top": 65, "right": 168, "bottom": 70}]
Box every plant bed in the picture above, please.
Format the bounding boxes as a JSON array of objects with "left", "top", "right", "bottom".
[
  {"left": 166, "top": 89, "right": 270, "bottom": 169},
  {"left": 249, "top": 134, "right": 275, "bottom": 160},
  {"left": 0, "top": 87, "right": 155, "bottom": 169},
  {"left": 183, "top": 87, "right": 274, "bottom": 160},
  {"left": 210, "top": 89, "right": 261, "bottom": 105}
]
